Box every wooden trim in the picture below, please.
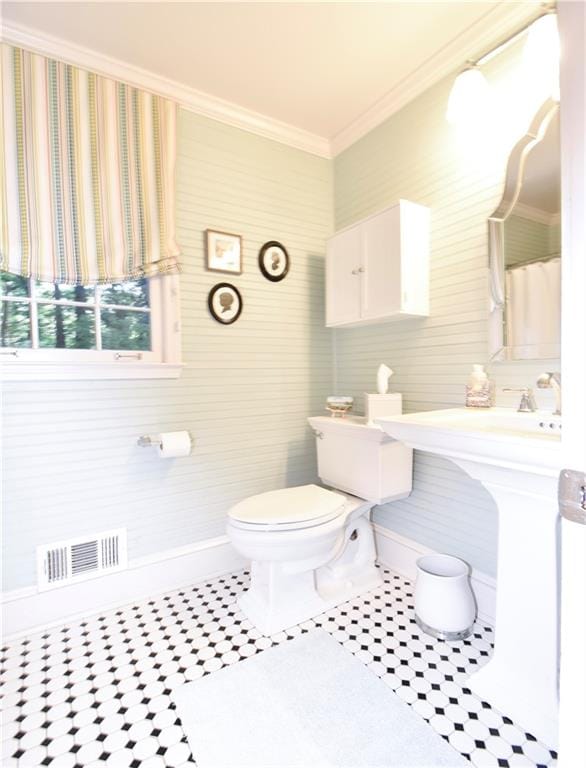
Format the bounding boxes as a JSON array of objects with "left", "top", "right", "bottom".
[{"left": 558, "top": 1, "right": 586, "bottom": 764}]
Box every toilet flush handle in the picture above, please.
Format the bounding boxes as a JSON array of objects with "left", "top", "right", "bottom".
[{"left": 312, "top": 429, "right": 324, "bottom": 439}]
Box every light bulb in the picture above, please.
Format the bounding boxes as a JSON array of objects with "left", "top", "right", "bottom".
[
  {"left": 523, "top": 13, "right": 560, "bottom": 101},
  {"left": 446, "top": 65, "right": 491, "bottom": 125}
]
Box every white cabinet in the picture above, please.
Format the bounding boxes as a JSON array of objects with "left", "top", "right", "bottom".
[{"left": 326, "top": 199, "right": 430, "bottom": 328}]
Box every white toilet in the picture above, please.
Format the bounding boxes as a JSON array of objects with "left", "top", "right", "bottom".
[{"left": 227, "top": 414, "right": 413, "bottom": 635}]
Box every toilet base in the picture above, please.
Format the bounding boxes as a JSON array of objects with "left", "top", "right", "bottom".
[
  {"left": 238, "top": 565, "right": 382, "bottom": 636},
  {"left": 232, "top": 499, "right": 383, "bottom": 636}
]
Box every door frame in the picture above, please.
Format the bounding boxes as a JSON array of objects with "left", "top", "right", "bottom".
[{"left": 558, "top": 2, "right": 586, "bottom": 766}]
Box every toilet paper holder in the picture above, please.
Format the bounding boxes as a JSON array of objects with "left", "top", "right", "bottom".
[
  {"left": 137, "top": 435, "right": 162, "bottom": 447},
  {"left": 137, "top": 431, "right": 192, "bottom": 458}
]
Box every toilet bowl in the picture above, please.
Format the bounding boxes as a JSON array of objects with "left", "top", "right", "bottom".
[
  {"left": 227, "top": 414, "right": 413, "bottom": 635},
  {"left": 227, "top": 484, "right": 382, "bottom": 635}
]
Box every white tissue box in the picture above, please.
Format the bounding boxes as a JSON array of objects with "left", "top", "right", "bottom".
[{"left": 364, "top": 393, "right": 402, "bottom": 425}]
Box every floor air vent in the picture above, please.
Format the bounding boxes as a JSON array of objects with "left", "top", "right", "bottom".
[{"left": 37, "top": 529, "right": 127, "bottom": 591}]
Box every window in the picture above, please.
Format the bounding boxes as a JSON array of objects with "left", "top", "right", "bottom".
[
  {"left": 0, "top": 272, "right": 181, "bottom": 379},
  {"left": 2, "top": 46, "right": 181, "bottom": 381}
]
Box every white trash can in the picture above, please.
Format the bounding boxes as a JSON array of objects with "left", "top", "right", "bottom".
[{"left": 415, "top": 554, "right": 476, "bottom": 640}]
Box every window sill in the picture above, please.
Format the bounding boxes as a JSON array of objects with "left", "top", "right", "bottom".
[{"left": 0, "top": 360, "right": 184, "bottom": 381}]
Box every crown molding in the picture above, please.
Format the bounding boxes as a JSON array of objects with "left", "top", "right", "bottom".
[
  {"left": 0, "top": 20, "right": 332, "bottom": 159},
  {"left": 1, "top": 2, "right": 540, "bottom": 160},
  {"left": 330, "top": 1, "right": 541, "bottom": 156}
]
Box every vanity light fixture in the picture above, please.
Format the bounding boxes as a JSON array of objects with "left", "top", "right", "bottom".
[
  {"left": 523, "top": 12, "right": 560, "bottom": 101},
  {"left": 446, "top": 62, "right": 490, "bottom": 125},
  {"left": 446, "top": 6, "right": 559, "bottom": 125}
]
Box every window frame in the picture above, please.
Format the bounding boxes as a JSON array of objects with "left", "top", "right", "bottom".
[{"left": 0, "top": 274, "right": 182, "bottom": 380}]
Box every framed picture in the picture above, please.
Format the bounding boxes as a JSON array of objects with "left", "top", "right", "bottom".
[
  {"left": 208, "top": 283, "right": 243, "bottom": 325},
  {"left": 206, "top": 229, "right": 242, "bottom": 274},
  {"left": 258, "top": 241, "right": 289, "bottom": 282}
]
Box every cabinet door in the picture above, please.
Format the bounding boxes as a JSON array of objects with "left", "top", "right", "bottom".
[
  {"left": 326, "top": 225, "right": 362, "bottom": 326},
  {"left": 361, "top": 206, "right": 401, "bottom": 320}
]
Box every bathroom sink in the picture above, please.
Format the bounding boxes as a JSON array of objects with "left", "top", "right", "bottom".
[
  {"left": 377, "top": 406, "right": 562, "bottom": 746},
  {"left": 377, "top": 407, "right": 561, "bottom": 475}
]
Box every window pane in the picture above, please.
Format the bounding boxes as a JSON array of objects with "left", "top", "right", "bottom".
[
  {"left": 101, "top": 309, "right": 151, "bottom": 350},
  {"left": 38, "top": 304, "right": 96, "bottom": 348},
  {"left": 100, "top": 279, "right": 149, "bottom": 308},
  {"left": 1, "top": 272, "right": 29, "bottom": 298},
  {"left": 35, "top": 281, "right": 95, "bottom": 304},
  {"left": 0, "top": 300, "right": 32, "bottom": 347}
]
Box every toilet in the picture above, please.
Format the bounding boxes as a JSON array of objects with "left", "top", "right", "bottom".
[{"left": 227, "top": 414, "right": 413, "bottom": 635}]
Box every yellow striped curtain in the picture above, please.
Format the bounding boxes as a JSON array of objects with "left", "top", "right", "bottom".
[{"left": 0, "top": 44, "right": 180, "bottom": 285}]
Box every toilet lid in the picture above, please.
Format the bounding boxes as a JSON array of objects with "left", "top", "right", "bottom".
[{"left": 228, "top": 484, "right": 347, "bottom": 527}]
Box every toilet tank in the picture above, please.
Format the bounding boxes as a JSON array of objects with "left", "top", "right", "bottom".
[{"left": 307, "top": 415, "right": 413, "bottom": 504}]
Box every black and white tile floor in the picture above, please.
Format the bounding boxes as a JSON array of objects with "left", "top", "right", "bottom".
[{"left": 1, "top": 567, "right": 557, "bottom": 768}]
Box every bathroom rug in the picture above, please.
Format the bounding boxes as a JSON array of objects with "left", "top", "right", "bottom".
[{"left": 172, "top": 628, "right": 467, "bottom": 768}]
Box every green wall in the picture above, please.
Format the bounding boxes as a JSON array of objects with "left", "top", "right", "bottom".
[
  {"left": 332, "top": 42, "right": 559, "bottom": 576},
  {"left": 2, "top": 38, "right": 562, "bottom": 590},
  {"left": 1, "top": 110, "right": 334, "bottom": 590}
]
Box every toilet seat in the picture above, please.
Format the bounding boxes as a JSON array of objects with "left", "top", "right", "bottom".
[{"left": 228, "top": 484, "right": 347, "bottom": 531}]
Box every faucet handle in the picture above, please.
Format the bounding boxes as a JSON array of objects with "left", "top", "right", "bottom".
[{"left": 503, "top": 387, "right": 537, "bottom": 413}]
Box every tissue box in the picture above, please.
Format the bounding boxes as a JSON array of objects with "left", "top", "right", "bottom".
[{"left": 364, "top": 393, "right": 402, "bottom": 425}]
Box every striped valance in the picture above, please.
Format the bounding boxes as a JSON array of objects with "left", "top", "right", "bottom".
[{"left": 0, "top": 44, "right": 180, "bottom": 285}]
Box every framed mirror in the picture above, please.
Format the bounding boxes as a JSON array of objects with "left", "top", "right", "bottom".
[{"left": 488, "top": 98, "right": 560, "bottom": 361}]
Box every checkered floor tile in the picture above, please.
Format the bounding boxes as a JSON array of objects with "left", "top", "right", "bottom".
[{"left": 1, "top": 567, "right": 557, "bottom": 768}]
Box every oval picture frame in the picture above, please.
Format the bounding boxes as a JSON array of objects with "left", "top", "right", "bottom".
[
  {"left": 208, "top": 282, "right": 243, "bottom": 325},
  {"left": 258, "top": 241, "right": 290, "bottom": 282}
]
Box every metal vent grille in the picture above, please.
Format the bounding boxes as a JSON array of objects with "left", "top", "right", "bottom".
[
  {"left": 37, "top": 529, "right": 127, "bottom": 591},
  {"left": 101, "top": 535, "right": 120, "bottom": 569},
  {"left": 71, "top": 540, "right": 99, "bottom": 575},
  {"left": 45, "top": 546, "right": 69, "bottom": 584}
]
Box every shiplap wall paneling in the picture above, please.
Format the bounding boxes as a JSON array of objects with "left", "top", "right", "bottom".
[
  {"left": 332, "top": 39, "right": 560, "bottom": 577},
  {"left": 504, "top": 214, "right": 560, "bottom": 266},
  {"left": 1, "top": 110, "right": 333, "bottom": 591}
]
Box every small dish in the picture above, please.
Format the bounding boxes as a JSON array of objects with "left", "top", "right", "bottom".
[{"left": 326, "top": 396, "right": 353, "bottom": 418}]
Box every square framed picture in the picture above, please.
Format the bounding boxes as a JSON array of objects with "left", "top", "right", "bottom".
[{"left": 205, "top": 229, "right": 242, "bottom": 275}]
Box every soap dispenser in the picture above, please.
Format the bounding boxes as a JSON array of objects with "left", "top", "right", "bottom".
[{"left": 465, "top": 364, "right": 494, "bottom": 408}]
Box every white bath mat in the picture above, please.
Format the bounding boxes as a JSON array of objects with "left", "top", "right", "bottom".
[{"left": 172, "top": 629, "right": 467, "bottom": 768}]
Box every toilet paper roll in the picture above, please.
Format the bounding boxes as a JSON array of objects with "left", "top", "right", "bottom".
[{"left": 157, "top": 431, "right": 192, "bottom": 459}]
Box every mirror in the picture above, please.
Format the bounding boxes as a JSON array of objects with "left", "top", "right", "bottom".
[{"left": 488, "top": 99, "right": 561, "bottom": 361}]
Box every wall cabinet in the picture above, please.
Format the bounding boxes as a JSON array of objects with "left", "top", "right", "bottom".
[{"left": 326, "top": 199, "right": 430, "bottom": 328}]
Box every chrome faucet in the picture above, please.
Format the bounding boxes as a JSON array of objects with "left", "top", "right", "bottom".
[
  {"left": 503, "top": 387, "right": 537, "bottom": 413},
  {"left": 537, "top": 372, "right": 562, "bottom": 416}
]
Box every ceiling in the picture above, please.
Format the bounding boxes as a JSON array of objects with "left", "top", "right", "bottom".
[{"left": 1, "top": 1, "right": 540, "bottom": 155}]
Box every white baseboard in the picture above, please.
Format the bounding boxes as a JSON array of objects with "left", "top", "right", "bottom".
[
  {"left": 374, "top": 525, "right": 496, "bottom": 627},
  {"left": 1, "top": 536, "right": 246, "bottom": 641},
  {"left": 2, "top": 527, "right": 495, "bottom": 641}
]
